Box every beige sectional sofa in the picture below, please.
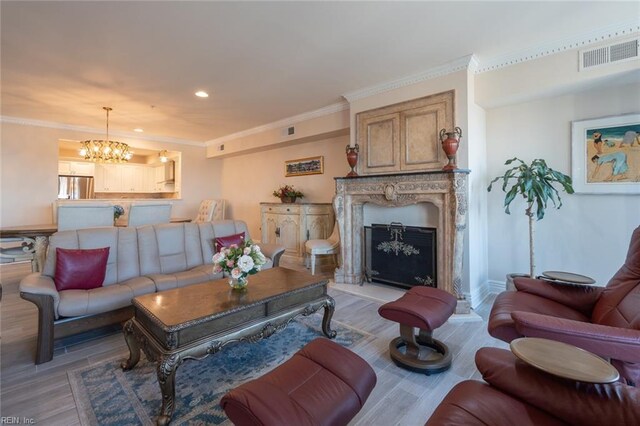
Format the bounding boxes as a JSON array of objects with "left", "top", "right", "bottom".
[{"left": 19, "top": 220, "right": 284, "bottom": 364}]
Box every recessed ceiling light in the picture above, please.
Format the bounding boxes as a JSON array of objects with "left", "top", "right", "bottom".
[
  {"left": 195, "top": 90, "right": 209, "bottom": 98},
  {"left": 133, "top": 128, "right": 144, "bottom": 133}
]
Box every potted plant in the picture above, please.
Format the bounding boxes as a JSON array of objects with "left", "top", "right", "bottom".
[
  {"left": 113, "top": 205, "right": 125, "bottom": 225},
  {"left": 488, "top": 158, "right": 574, "bottom": 288},
  {"left": 272, "top": 185, "right": 304, "bottom": 203}
]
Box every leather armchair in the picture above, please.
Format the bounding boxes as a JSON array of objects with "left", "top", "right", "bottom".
[
  {"left": 488, "top": 226, "right": 640, "bottom": 385},
  {"left": 426, "top": 347, "right": 640, "bottom": 426}
]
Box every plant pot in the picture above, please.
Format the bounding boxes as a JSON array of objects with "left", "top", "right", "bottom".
[
  {"left": 281, "top": 196, "right": 296, "bottom": 204},
  {"left": 506, "top": 273, "right": 529, "bottom": 291}
]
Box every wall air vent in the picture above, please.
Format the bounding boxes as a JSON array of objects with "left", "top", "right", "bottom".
[
  {"left": 219, "top": 144, "right": 224, "bottom": 151},
  {"left": 286, "top": 126, "right": 295, "bottom": 136},
  {"left": 580, "top": 38, "right": 639, "bottom": 70}
]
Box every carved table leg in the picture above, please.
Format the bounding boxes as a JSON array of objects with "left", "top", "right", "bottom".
[
  {"left": 156, "top": 354, "right": 180, "bottom": 426},
  {"left": 34, "top": 236, "right": 48, "bottom": 273},
  {"left": 322, "top": 296, "right": 337, "bottom": 338},
  {"left": 120, "top": 319, "right": 141, "bottom": 370}
]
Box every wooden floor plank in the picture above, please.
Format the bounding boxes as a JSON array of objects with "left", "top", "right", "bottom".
[{"left": 1, "top": 262, "right": 506, "bottom": 425}]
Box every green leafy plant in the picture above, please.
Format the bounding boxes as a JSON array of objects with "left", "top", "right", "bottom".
[
  {"left": 488, "top": 158, "right": 574, "bottom": 278},
  {"left": 272, "top": 185, "right": 304, "bottom": 200},
  {"left": 113, "top": 205, "right": 125, "bottom": 221}
]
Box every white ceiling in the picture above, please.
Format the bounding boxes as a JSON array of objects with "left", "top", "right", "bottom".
[{"left": 1, "top": 1, "right": 637, "bottom": 143}]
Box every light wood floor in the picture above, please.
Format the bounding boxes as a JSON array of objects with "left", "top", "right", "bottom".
[{"left": 0, "top": 261, "right": 506, "bottom": 425}]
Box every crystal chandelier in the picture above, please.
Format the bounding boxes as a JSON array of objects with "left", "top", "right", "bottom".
[{"left": 79, "top": 107, "right": 133, "bottom": 162}]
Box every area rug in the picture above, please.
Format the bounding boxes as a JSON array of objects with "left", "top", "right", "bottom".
[{"left": 68, "top": 316, "right": 370, "bottom": 426}]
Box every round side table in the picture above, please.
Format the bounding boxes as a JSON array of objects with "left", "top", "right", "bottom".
[
  {"left": 541, "top": 270, "right": 595, "bottom": 285},
  {"left": 510, "top": 337, "right": 619, "bottom": 384}
]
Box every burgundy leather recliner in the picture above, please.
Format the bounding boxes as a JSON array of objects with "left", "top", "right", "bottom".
[
  {"left": 488, "top": 226, "right": 640, "bottom": 385},
  {"left": 426, "top": 347, "right": 640, "bottom": 426}
]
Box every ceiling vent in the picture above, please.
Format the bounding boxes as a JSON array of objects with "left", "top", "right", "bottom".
[{"left": 580, "top": 38, "right": 639, "bottom": 70}]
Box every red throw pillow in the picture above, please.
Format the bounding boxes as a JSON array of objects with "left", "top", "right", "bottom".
[
  {"left": 215, "top": 232, "right": 245, "bottom": 252},
  {"left": 54, "top": 247, "right": 110, "bottom": 291}
]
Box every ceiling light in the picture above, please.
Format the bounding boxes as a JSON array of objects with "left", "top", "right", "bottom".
[
  {"left": 79, "top": 107, "right": 132, "bottom": 163},
  {"left": 159, "top": 150, "right": 169, "bottom": 163},
  {"left": 133, "top": 128, "right": 144, "bottom": 133},
  {"left": 195, "top": 90, "right": 209, "bottom": 98}
]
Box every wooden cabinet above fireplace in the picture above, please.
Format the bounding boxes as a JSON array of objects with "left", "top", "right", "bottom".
[{"left": 356, "top": 90, "right": 454, "bottom": 175}]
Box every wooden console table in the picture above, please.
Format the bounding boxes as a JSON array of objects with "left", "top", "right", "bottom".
[
  {"left": 260, "top": 202, "right": 334, "bottom": 263},
  {"left": 121, "top": 267, "right": 336, "bottom": 425}
]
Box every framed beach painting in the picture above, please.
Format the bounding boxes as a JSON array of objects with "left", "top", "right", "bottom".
[
  {"left": 285, "top": 156, "right": 324, "bottom": 177},
  {"left": 571, "top": 114, "right": 640, "bottom": 194}
]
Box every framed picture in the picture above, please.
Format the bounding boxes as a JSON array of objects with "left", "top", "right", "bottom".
[
  {"left": 285, "top": 156, "right": 324, "bottom": 177},
  {"left": 571, "top": 114, "right": 640, "bottom": 194}
]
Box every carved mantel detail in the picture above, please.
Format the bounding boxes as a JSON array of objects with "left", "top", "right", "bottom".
[{"left": 333, "top": 170, "right": 470, "bottom": 313}]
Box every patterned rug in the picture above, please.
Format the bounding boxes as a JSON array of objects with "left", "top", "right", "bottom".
[{"left": 68, "top": 316, "right": 370, "bottom": 426}]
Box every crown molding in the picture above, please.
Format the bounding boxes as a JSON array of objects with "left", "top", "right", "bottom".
[
  {"left": 476, "top": 20, "right": 640, "bottom": 73},
  {"left": 205, "top": 100, "right": 349, "bottom": 146},
  {"left": 342, "top": 54, "right": 478, "bottom": 103},
  {"left": 0, "top": 115, "right": 205, "bottom": 147}
]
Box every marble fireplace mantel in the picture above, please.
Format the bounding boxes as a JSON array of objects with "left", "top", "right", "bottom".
[{"left": 333, "top": 170, "right": 470, "bottom": 314}]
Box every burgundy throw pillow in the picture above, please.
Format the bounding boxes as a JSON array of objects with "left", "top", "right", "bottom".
[
  {"left": 54, "top": 247, "right": 110, "bottom": 291},
  {"left": 215, "top": 232, "right": 245, "bottom": 252}
]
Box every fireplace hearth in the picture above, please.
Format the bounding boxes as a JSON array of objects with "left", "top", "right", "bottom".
[
  {"left": 365, "top": 223, "right": 436, "bottom": 289},
  {"left": 333, "top": 170, "right": 470, "bottom": 314}
]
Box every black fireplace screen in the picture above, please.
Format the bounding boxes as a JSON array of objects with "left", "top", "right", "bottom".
[{"left": 364, "top": 223, "right": 437, "bottom": 289}]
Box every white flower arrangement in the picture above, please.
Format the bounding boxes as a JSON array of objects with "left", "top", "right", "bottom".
[{"left": 212, "top": 239, "right": 266, "bottom": 283}]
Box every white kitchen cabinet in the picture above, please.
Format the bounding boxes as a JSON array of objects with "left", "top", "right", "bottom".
[
  {"left": 58, "top": 161, "right": 95, "bottom": 176},
  {"left": 104, "top": 165, "right": 122, "bottom": 192},
  {"left": 260, "top": 203, "right": 334, "bottom": 263},
  {"left": 120, "top": 165, "right": 146, "bottom": 192},
  {"left": 94, "top": 163, "right": 175, "bottom": 193},
  {"left": 152, "top": 164, "right": 175, "bottom": 192},
  {"left": 144, "top": 167, "right": 156, "bottom": 192},
  {"left": 94, "top": 164, "right": 121, "bottom": 192}
]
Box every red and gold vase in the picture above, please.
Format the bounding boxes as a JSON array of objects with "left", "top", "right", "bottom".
[
  {"left": 439, "top": 127, "right": 463, "bottom": 171},
  {"left": 345, "top": 144, "right": 359, "bottom": 177}
]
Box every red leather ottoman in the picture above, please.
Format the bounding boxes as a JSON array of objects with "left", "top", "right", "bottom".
[
  {"left": 220, "top": 338, "right": 377, "bottom": 426},
  {"left": 378, "top": 286, "right": 456, "bottom": 374}
]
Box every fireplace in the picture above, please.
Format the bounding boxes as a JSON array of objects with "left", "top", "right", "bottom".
[
  {"left": 333, "top": 170, "right": 470, "bottom": 313},
  {"left": 365, "top": 224, "right": 437, "bottom": 289}
]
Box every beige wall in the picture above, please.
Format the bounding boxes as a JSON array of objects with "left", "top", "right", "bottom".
[
  {"left": 207, "top": 109, "right": 349, "bottom": 158},
  {"left": 0, "top": 122, "right": 218, "bottom": 226},
  {"left": 475, "top": 40, "right": 640, "bottom": 109},
  {"left": 486, "top": 81, "right": 640, "bottom": 286},
  {"left": 219, "top": 134, "right": 349, "bottom": 238}
]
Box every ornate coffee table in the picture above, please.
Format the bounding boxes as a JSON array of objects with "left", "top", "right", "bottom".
[{"left": 121, "top": 267, "right": 336, "bottom": 425}]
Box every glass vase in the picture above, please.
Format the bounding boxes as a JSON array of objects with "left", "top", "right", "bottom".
[{"left": 228, "top": 275, "right": 249, "bottom": 291}]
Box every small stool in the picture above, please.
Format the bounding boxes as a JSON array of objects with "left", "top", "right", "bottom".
[
  {"left": 378, "top": 286, "right": 456, "bottom": 375},
  {"left": 220, "top": 338, "right": 377, "bottom": 426}
]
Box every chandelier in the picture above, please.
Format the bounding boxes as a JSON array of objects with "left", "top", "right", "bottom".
[{"left": 79, "top": 107, "right": 133, "bottom": 162}]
